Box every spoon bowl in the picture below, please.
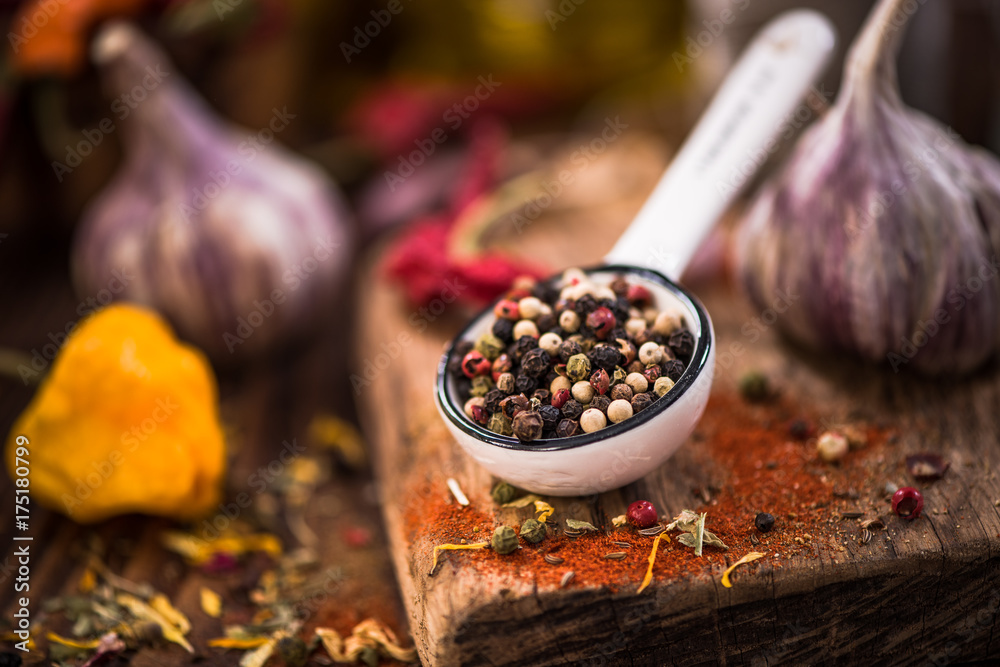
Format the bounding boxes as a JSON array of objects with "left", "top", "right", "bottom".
[
  {"left": 436, "top": 266, "right": 713, "bottom": 495},
  {"left": 434, "top": 10, "right": 836, "bottom": 495}
]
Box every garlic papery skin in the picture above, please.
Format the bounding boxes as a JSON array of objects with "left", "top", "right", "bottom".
[
  {"left": 72, "top": 22, "right": 352, "bottom": 361},
  {"left": 736, "top": 0, "right": 1000, "bottom": 375}
]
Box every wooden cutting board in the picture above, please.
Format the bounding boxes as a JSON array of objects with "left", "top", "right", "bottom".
[{"left": 354, "top": 139, "right": 1000, "bottom": 666}]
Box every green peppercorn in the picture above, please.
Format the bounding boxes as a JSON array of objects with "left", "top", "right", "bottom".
[
  {"left": 566, "top": 353, "right": 591, "bottom": 382},
  {"left": 488, "top": 412, "right": 513, "bottom": 436},
  {"left": 558, "top": 339, "right": 582, "bottom": 362},
  {"left": 611, "top": 366, "right": 628, "bottom": 385},
  {"left": 520, "top": 518, "right": 546, "bottom": 543},
  {"left": 739, "top": 370, "right": 771, "bottom": 402},
  {"left": 276, "top": 636, "right": 309, "bottom": 667},
  {"left": 470, "top": 375, "right": 495, "bottom": 397},
  {"left": 475, "top": 332, "right": 506, "bottom": 361},
  {"left": 491, "top": 481, "right": 519, "bottom": 504},
  {"left": 491, "top": 525, "right": 519, "bottom": 554}
]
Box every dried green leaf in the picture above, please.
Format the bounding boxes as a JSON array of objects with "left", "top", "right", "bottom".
[
  {"left": 565, "top": 519, "right": 598, "bottom": 532},
  {"left": 693, "top": 513, "right": 706, "bottom": 557},
  {"left": 702, "top": 530, "right": 729, "bottom": 550},
  {"left": 665, "top": 509, "right": 699, "bottom": 533}
]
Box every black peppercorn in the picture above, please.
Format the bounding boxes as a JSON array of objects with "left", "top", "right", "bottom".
[
  {"left": 514, "top": 374, "right": 537, "bottom": 394},
  {"left": 588, "top": 345, "right": 621, "bottom": 373},
  {"left": 532, "top": 389, "right": 552, "bottom": 404},
  {"left": 609, "top": 276, "right": 629, "bottom": 297},
  {"left": 558, "top": 339, "right": 582, "bottom": 362},
  {"left": 668, "top": 330, "right": 695, "bottom": 359},
  {"left": 510, "top": 335, "right": 539, "bottom": 362},
  {"left": 536, "top": 312, "right": 557, "bottom": 333},
  {"left": 492, "top": 317, "right": 515, "bottom": 342},
  {"left": 532, "top": 282, "right": 559, "bottom": 304},
  {"left": 612, "top": 297, "right": 630, "bottom": 323},
  {"left": 538, "top": 404, "right": 561, "bottom": 430},
  {"left": 590, "top": 395, "right": 611, "bottom": 414},
  {"left": 449, "top": 340, "right": 475, "bottom": 377},
  {"left": 561, "top": 399, "right": 584, "bottom": 420},
  {"left": 631, "top": 392, "right": 653, "bottom": 413},
  {"left": 627, "top": 360, "right": 645, "bottom": 374},
  {"left": 454, "top": 377, "right": 472, "bottom": 399},
  {"left": 662, "top": 358, "right": 685, "bottom": 382},
  {"left": 521, "top": 348, "right": 551, "bottom": 378},
  {"left": 607, "top": 326, "right": 628, "bottom": 343},
  {"left": 755, "top": 512, "right": 775, "bottom": 533},
  {"left": 513, "top": 411, "right": 544, "bottom": 441},
  {"left": 610, "top": 384, "right": 633, "bottom": 402},
  {"left": 574, "top": 294, "right": 598, "bottom": 314},
  {"left": 556, "top": 419, "right": 580, "bottom": 438}
]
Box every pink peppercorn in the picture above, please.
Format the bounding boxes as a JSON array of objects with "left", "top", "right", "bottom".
[
  {"left": 494, "top": 300, "right": 520, "bottom": 320},
  {"left": 626, "top": 284, "right": 653, "bottom": 307},
  {"left": 551, "top": 389, "right": 571, "bottom": 408},
  {"left": 462, "top": 350, "right": 491, "bottom": 378},
  {"left": 891, "top": 487, "right": 924, "bottom": 520},
  {"left": 626, "top": 500, "right": 658, "bottom": 528},
  {"left": 586, "top": 307, "right": 616, "bottom": 339}
]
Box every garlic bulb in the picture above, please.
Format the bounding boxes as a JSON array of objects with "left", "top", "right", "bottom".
[
  {"left": 736, "top": 0, "right": 1000, "bottom": 375},
  {"left": 72, "top": 23, "right": 352, "bottom": 360}
]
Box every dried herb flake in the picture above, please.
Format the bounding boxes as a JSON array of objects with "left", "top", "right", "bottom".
[{"left": 720, "top": 552, "right": 767, "bottom": 588}]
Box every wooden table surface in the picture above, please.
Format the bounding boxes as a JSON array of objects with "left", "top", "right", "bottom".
[{"left": 354, "top": 136, "right": 1000, "bottom": 666}]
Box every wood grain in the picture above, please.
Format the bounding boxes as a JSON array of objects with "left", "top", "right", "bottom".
[{"left": 355, "top": 137, "right": 1000, "bottom": 666}]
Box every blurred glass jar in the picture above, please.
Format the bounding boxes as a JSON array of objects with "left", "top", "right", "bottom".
[{"left": 391, "top": 0, "right": 689, "bottom": 97}]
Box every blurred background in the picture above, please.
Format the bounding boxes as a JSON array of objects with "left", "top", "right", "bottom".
[
  {"left": 1, "top": 0, "right": 998, "bottom": 240},
  {"left": 1, "top": 1, "right": 1000, "bottom": 663}
]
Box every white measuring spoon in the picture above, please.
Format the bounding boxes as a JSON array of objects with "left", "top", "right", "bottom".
[{"left": 436, "top": 10, "right": 836, "bottom": 496}]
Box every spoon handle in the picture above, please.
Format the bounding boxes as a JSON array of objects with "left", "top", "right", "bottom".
[{"left": 604, "top": 9, "right": 836, "bottom": 280}]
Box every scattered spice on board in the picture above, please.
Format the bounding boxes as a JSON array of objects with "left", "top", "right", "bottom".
[{"left": 403, "top": 391, "right": 893, "bottom": 592}]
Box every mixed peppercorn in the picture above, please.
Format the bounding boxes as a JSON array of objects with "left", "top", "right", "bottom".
[{"left": 448, "top": 269, "right": 695, "bottom": 442}]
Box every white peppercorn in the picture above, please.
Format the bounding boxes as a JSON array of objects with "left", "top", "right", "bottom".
[
  {"left": 559, "top": 309, "right": 580, "bottom": 333},
  {"left": 579, "top": 408, "right": 607, "bottom": 433},
  {"left": 652, "top": 310, "right": 683, "bottom": 335},
  {"left": 513, "top": 319, "right": 539, "bottom": 340},
  {"left": 625, "top": 372, "right": 648, "bottom": 394},
  {"left": 638, "top": 342, "right": 663, "bottom": 365},
  {"left": 538, "top": 332, "right": 563, "bottom": 356},
  {"left": 517, "top": 296, "right": 544, "bottom": 320},
  {"left": 550, "top": 375, "right": 572, "bottom": 394},
  {"left": 624, "top": 317, "right": 647, "bottom": 337},
  {"left": 653, "top": 376, "right": 675, "bottom": 397},
  {"left": 571, "top": 381, "right": 595, "bottom": 404},
  {"left": 817, "top": 431, "right": 849, "bottom": 462},
  {"left": 607, "top": 399, "right": 633, "bottom": 423}
]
